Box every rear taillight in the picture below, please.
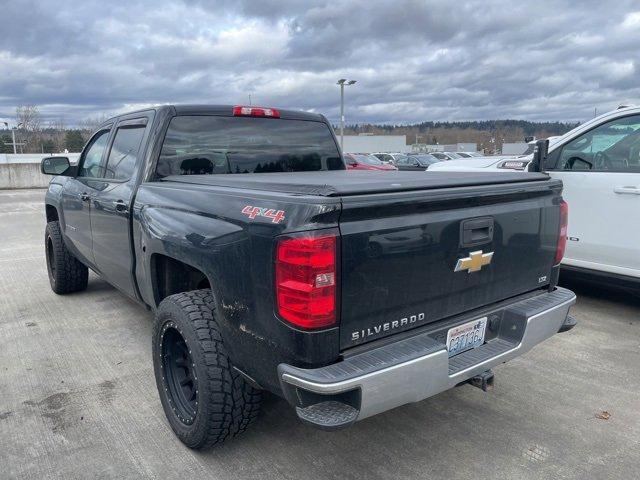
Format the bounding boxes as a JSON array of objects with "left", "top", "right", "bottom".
[
  {"left": 233, "top": 105, "right": 280, "bottom": 118},
  {"left": 275, "top": 230, "right": 338, "bottom": 329},
  {"left": 554, "top": 200, "right": 568, "bottom": 265}
]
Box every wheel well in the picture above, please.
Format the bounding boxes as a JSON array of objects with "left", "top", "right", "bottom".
[
  {"left": 45, "top": 204, "right": 59, "bottom": 223},
  {"left": 152, "top": 254, "right": 211, "bottom": 305}
]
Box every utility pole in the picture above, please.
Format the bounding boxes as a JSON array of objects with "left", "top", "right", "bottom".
[{"left": 336, "top": 79, "right": 356, "bottom": 150}]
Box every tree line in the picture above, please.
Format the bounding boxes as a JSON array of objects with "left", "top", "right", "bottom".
[
  {"left": 340, "top": 119, "right": 580, "bottom": 153},
  {"left": 0, "top": 105, "right": 107, "bottom": 154},
  {"left": 2, "top": 104, "right": 581, "bottom": 155}
]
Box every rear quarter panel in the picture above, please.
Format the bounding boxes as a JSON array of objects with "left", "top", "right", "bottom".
[{"left": 133, "top": 181, "right": 341, "bottom": 393}]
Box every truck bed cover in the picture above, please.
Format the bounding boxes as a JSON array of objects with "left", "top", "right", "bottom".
[{"left": 160, "top": 170, "right": 551, "bottom": 197}]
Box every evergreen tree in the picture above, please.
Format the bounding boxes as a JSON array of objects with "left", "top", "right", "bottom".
[
  {"left": 42, "top": 139, "right": 56, "bottom": 153},
  {"left": 0, "top": 135, "right": 13, "bottom": 153},
  {"left": 64, "top": 130, "right": 86, "bottom": 152}
]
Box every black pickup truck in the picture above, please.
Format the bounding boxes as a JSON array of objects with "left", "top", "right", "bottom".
[{"left": 41, "top": 105, "right": 576, "bottom": 449}]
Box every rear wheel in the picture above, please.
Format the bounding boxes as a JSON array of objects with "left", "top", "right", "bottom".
[
  {"left": 152, "top": 289, "right": 262, "bottom": 449},
  {"left": 45, "top": 221, "right": 88, "bottom": 294}
]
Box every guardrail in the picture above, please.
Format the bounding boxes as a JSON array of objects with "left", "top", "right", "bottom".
[{"left": 0, "top": 154, "right": 80, "bottom": 189}]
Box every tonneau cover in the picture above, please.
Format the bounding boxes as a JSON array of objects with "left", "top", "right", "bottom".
[{"left": 161, "top": 170, "right": 551, "bottom": 197}]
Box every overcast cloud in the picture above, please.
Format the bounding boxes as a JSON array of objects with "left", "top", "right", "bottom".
[{"left": 1, "top": 0, "right": 639, "bottom": 125}]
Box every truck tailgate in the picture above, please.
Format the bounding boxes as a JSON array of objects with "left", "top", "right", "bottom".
[{"left": 339, "top": 179, "right": 563, "bottom": 349}]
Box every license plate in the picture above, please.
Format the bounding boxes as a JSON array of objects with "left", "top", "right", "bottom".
[{"left": 446, "top": 317, "right": 487, "bottom": 357}]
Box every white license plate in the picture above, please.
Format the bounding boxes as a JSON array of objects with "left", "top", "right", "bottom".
[{"left": 446, "top": 317, "right": 487, "bottom": 357}]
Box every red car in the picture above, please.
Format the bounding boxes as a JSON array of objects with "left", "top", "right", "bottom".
[{"left": 344, "top": 153, "right": 398, "bottom": 171}]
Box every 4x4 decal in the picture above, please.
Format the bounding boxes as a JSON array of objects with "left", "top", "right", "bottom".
[{"left": 241, "top": 205, "right": 286, "bottom": 224}]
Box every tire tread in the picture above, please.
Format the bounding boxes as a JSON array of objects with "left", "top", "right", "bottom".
[
  {"left": 45, "top": 221, "right": 88, "bottom": 294},
  {"left": 153, "top": 289, "right": 262, "bottom": 449}
]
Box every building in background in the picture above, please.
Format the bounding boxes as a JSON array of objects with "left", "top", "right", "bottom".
[
  {"left": 341, "top": 134, "right": 410, "bottom": 153},
  {"left": 501, "top": 142, "right": 529, "bottom": 155}
]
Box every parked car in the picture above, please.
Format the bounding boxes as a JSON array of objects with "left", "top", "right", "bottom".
[
  {"left": 430, "top": 105, "right": 640, "bottom": 291},
  {"left": 395, "top": 153, "right": 441, "bottom": 171},
  {"left": 41, "top": 104, "right": 575, "bottom": 450},
  {"left": 344, "top": 153, "right": 397, "bottom": 170},
  {"left": 430, "top": 152, "right": 462, "bottom": 161},
  {"left": 456, "top": 151, "right": 484, "bottom": 158},
  {"left": 372, "top": 152, "right": 409, "bottom": 165}
]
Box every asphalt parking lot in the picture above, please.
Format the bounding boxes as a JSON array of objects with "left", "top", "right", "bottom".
[{"left": 1, "top": 189, "right": 639, "bottom": 480}]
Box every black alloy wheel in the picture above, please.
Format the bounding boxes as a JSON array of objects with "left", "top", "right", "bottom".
[{"left": 160, "top": 323, "right": 198, "bottom": 425}]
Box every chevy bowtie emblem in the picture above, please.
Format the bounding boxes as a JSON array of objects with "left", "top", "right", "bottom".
[{"left": 454, "top": 250, "right": 494, "bottom": 273}]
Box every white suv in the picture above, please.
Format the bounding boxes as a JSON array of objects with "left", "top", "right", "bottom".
[{"left": 430, "top": 106, "right": 640, "bottom": 289}]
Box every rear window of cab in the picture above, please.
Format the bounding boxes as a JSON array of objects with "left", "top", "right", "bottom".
[{"left": 156, "top": 115, "right": 344, "bottom": 177}]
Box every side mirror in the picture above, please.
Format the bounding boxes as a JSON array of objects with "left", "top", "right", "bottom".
[
  {"left": 531, "top": 140, "right": 549, "bottom": 173},
  {"left": 567, "top": 157, "right": 593, "bottom": 170},
  {"left": 41, "top": 156, "right": 71, "bottom": 175}
]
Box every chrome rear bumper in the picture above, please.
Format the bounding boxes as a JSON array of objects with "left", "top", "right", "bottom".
[{"left": 279, "top": 287, "right": 576, "bottom": 428}]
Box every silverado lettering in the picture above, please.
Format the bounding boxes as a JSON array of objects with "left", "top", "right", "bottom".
[{"left": 351, "top": 313, "right": 426, "bottom": 341}]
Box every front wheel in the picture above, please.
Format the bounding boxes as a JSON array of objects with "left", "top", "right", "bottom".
[
  {"left": 45, "top": 221, "right": 88, "bottom": 294},
  {"left": 152, "top": 289, "right": 262, "bottom": 449}
]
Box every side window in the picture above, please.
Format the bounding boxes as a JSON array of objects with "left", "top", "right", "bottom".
[
  {"left": 104, "top": 125, "right": 146, "bottom": 180},
  {"left": 557, "top": 115, "right": 640, "bottom": 172},
  {"left": 396, "top": 156, "right": 408, "bottom": 166},
  {"left": 78, "top": 130, "right": 110, "bottom": 178}
]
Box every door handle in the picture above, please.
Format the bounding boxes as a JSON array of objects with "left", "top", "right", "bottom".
[
  {"left": 114, "top": 200, "right": 129, "bottom": 213},
  {"left": 613, "top": 186, "right": 640, "bottom": 195},
  {"left": 460, "top": 217, "right": 494, "bottom": 247},
  {"left": 80, "top": 192, "right": 91, "bottom": 202}
]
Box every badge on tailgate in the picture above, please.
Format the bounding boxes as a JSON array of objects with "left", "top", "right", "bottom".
[{"left": 454, "top": 250, "right": 493, "bottom": 273}]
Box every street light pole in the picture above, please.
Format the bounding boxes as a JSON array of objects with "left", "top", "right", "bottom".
[
  {"left": 339, "top": 82, "right": 344, "bottom": 149},
  {"left": 2, "top": 121, "right": 23, "bottom": 154},
  {"left": 11, "top": 128, "right": 17, "bottom": 154},
  {"left": 337, "top": 79, "right": 356, "bottom": 151}
]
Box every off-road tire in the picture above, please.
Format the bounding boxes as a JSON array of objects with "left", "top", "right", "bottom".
[
  {"left": 45, "top": 221, "right": 89, "bottom": 294},
  {"left": 152, "top": 289, "right": 262, "bottom": 449}
]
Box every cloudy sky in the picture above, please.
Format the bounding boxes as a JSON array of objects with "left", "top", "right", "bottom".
[{"left": 1, "top": 0, "right": 639, "bottom": 126}]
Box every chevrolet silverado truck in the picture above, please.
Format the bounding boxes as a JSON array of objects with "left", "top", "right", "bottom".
[{"left": 41, "top": 104, "right": 576, "bottom": 449}]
